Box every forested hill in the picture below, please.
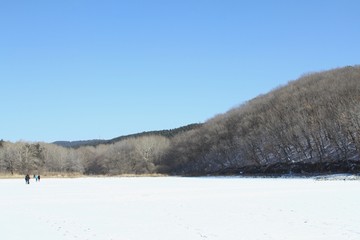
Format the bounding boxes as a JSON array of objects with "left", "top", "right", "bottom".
[
  {"left": 158, "top": 65, "right": 360, "bottom": 175},
  {"left": 108, "top": 123, "right": 203, "bottom": 143},
  {"left": 1, "top": 66, "right": 359, "bottom": 176},
  {"left": 53, "top": 123, "right": 202, "bottom": 148}
]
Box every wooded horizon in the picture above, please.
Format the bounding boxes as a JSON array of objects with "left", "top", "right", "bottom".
[{"left": 1, "top": 65, "right": 360, "bottom": 176}]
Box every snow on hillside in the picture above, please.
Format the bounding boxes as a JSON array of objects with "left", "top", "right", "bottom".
[{"left": 1, "top": 177, "right": 359, "bottom": 240}]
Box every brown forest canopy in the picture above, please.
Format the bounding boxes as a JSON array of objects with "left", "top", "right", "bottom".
[{"left": 1, "top": 66, "right": 360, "bottom": 175}]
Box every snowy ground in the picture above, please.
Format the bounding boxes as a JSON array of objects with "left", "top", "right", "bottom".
[{"left": 1, "top": 177, "right": 359, "bottom": 240}]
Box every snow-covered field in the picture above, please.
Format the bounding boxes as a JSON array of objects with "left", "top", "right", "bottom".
[{"left": 1, "top": 177, "right": 359, "bottom": 240}]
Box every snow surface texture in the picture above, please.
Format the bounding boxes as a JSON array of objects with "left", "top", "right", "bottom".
[{"left": 1, "top": 177, "right": 359, "bottom": 240}]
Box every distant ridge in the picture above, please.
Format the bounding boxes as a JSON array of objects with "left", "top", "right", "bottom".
[
  {"left": 53, "top": 123, "right": 202, "bottom": 148},
  {"left": 52, "top": 139, "right": 108, "bottom": 148}
]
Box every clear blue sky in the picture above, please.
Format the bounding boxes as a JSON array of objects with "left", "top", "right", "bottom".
[{"left": 1, "top": 0, "right": 359, "bottom": 142}]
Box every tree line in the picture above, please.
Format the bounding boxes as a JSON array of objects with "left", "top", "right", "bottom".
[
  {"left": 1, "top": 66, "right": 359, "bottom": 176},
  {"left": 0, "top": 135, "right": 170, "bottom": 175}
]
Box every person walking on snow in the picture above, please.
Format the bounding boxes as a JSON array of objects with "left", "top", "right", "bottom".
[{"left": 25, "top": 174, "right": 30, "bottom": 184}]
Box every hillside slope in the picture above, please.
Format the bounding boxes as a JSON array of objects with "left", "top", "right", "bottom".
[{"left": 159, "top": 66, "right": 360, "bottom": 175}]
